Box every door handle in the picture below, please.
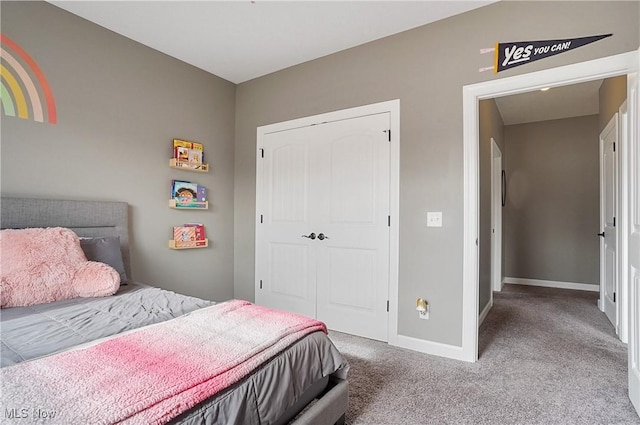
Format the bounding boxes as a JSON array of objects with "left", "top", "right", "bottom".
[
  {"left": 302, "top": 233, "right": 316, "bottom": 240},
  {"left": 317, "top": 233, "right": 329, "bottom": 241},
  {"left": 597, "top": 232, "right": 605, "bottom": 237}
]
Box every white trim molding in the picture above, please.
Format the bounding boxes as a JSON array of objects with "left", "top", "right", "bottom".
[
  {"left": 394, "top": 335, "right": 467, "bottom": 362},
  {"left": 479, "top": 299, "right": 493, "bottom": 326},
  {"left": 504, "top": 277, "right": 599, "bottom": 292},
  {"left": 618, "top": 99, "right": 629, "bottom": 344}
]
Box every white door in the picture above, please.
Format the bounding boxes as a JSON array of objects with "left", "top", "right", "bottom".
[
  {"left": 600, "top": 115, "right": 618, "bottom": 329},
  {"left": 256, "top": 113, "right": 390, "bottom": 342},
  {"left": 255, "top": 125, "right": 318, "bottom": 317},
  {"left": 627, "top": 71, "right": 640, "bottom": 416},
  {"left": 491, "top": 139, "right": 503, "bottom": 292},
  {"left": 314, "top": 114, "right": 390, "bottom": 342}
]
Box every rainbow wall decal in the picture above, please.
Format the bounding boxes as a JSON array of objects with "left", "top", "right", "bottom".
[{"left": 1, "top": 34, "right": 56, "bottom": 124}]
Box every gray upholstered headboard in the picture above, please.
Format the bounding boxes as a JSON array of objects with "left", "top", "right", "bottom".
[{"left": 0, "top": 197, "right": 131, "bottom": 280}]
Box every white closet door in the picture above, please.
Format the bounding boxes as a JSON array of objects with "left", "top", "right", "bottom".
[
  {"left": 256, "top": 112, "right": 390, "bottom": 342},
  {"left": 255, "top": 126, "right": 317, "bottom": 317},
  {"left": 314, "top": 113, "right": 390, "bottom": 341}
]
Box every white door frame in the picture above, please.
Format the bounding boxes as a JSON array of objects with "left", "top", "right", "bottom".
[
  {"left": 255, "top": 99, "right": 400, "bottom": 343},
  {"left": 462, "top": 51, "right": 639, "bottom": 363},
  {"left": 618, "top": 100, "right": 629, "bottom": 344},
  {"left": 491, "top": 138, "right": 503, "bottom": 294},
  {"left": 626, "top": 65, "right": 640, "bottom": 416}
]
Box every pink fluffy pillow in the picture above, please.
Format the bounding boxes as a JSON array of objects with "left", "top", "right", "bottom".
[{"left": 0, "top": 227, "right": 120, "bottom": 308}]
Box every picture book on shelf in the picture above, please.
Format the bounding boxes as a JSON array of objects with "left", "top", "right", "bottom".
[
  {"left": 173, "top": 223, "right": 207, "bottom": 247},
  {"left": 171, "top": 180, "right": 207, "bottom": 207},
  {"left": 196, "top": 185, "right": 207, "bottom": 202},
  {"left": 188, "top": 149, "right": 202, "bottom": 165},
  {"left": 184, "top": 223, "right": 206, "bottom": 241},
  {"left": 174, "top": 226, "right": 196, "bottom": 242},
  {"left": 173, "top": 139, "right": 206, "bottom": 169},
  {"left": 176, "top": 146, "right": 190, "bottom": 163},
  {"left": 172, "top": 180, "right": 198, "bottom": 202}
]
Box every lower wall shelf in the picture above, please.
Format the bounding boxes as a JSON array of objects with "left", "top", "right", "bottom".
[
  {"left": 168, "top": 239, "right": 209, "bottom": 249},
  {"left": 169, "top": 199, "right": 209, "bottom": 209}
]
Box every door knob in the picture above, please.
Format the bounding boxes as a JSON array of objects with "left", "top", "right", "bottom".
[
  {"left": 302, "top": 233, "right": 316, "bottom": 240},
  {"left": 597, "top": 232, "right": 605, "bottom": 237},
  {"left": 317, "top": 233, "right": 329, "bottom": 241}
]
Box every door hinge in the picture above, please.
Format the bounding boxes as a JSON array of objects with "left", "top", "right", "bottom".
[
  {"left": 383, "top": 129, "right": 391, "bottom": 142},
  {"left": 260, "top": 148, "right": 264, "bottom": 158},
  {"left": 260, "top": 280, "right": 263, "bottom": 289},
  {"left": 613, "top": 292, "right": 616, "bottom": 303},
  {"left": 260, "top": 214, "right": 263, "bottom": 224},
  {"left": 388, "top": 216, "right": 391, "bottom": 227},
  {"left": 613, "top": 142, "right": 616, "bottom": 152},
  {"left": 613, "top": 217, "right": 616, "bottom": 227},
  {"left": 386, "top": 300, "right": 389, "bottom": 312}
]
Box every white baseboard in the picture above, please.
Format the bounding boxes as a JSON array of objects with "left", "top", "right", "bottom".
[
  {"left": 479, "top": 299, "right": 493, "bottom": 326},
  {"left": 503, "top": 277, "right": 599, "bottom": 292},
  {"left": 391, "top": 335, "right": 470, "bottom": 362}
]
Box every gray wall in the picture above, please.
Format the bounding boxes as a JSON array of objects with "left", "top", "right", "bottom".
[
  {"left": 479, "top": 99, "right": 505, "bottom": 312},
  {"left": 504, "top": 116, "right": 600, "bottom": 284},
  {"left": 599, "top": 75, "right": 627, "bottom": 131},
  {"left": 1, "top": 2, "right": 236, "bottom": 301},
  {"left": 234, "top": 1, "right": 639, "bottom": 346}
]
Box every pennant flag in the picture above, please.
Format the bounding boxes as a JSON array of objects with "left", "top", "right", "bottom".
[{"left": 493, "top": 34, "right": 612, "bottom": 73}]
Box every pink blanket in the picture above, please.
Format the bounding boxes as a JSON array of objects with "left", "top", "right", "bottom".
[{"left": 1, "top": 300, "right": 327, "bottom": 424}]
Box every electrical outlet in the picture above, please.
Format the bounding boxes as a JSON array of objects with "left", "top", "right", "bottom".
[{"left": 418, "top": 307, "right": 430, "bottom": 320}]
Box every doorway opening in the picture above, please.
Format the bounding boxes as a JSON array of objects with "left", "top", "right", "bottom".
[
  {"left": 463, "top": 49, "right": 639, "bottom": 418},
  {"left": 481, "top": 77, "right": 613, "bottom": 318},
  {"left": 461, "top": 51, "right": 639, "bottom": 363}
]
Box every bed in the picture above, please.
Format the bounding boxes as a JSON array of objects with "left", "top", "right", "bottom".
[{"left": 0, "top": 197, "right": 348, "bottom": 425}]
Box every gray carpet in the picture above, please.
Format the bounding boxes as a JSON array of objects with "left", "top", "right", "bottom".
[{"left": 328, "top": 284, "right": 640, "bottom": 424}]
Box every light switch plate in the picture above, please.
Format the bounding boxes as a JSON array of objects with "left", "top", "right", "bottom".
[{"left": 427, "top": 212, "right": 442, "bottom": 227}]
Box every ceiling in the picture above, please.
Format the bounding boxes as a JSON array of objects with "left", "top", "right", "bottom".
[
  {"left": 49, "top": 0, "right": 496, "bottom": 84},
  {"left": 49, "top": 0, "right": 601, "bottom": 125},
  {"left": 494, "top": 79, "right": 603, "bottom": 126}
]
